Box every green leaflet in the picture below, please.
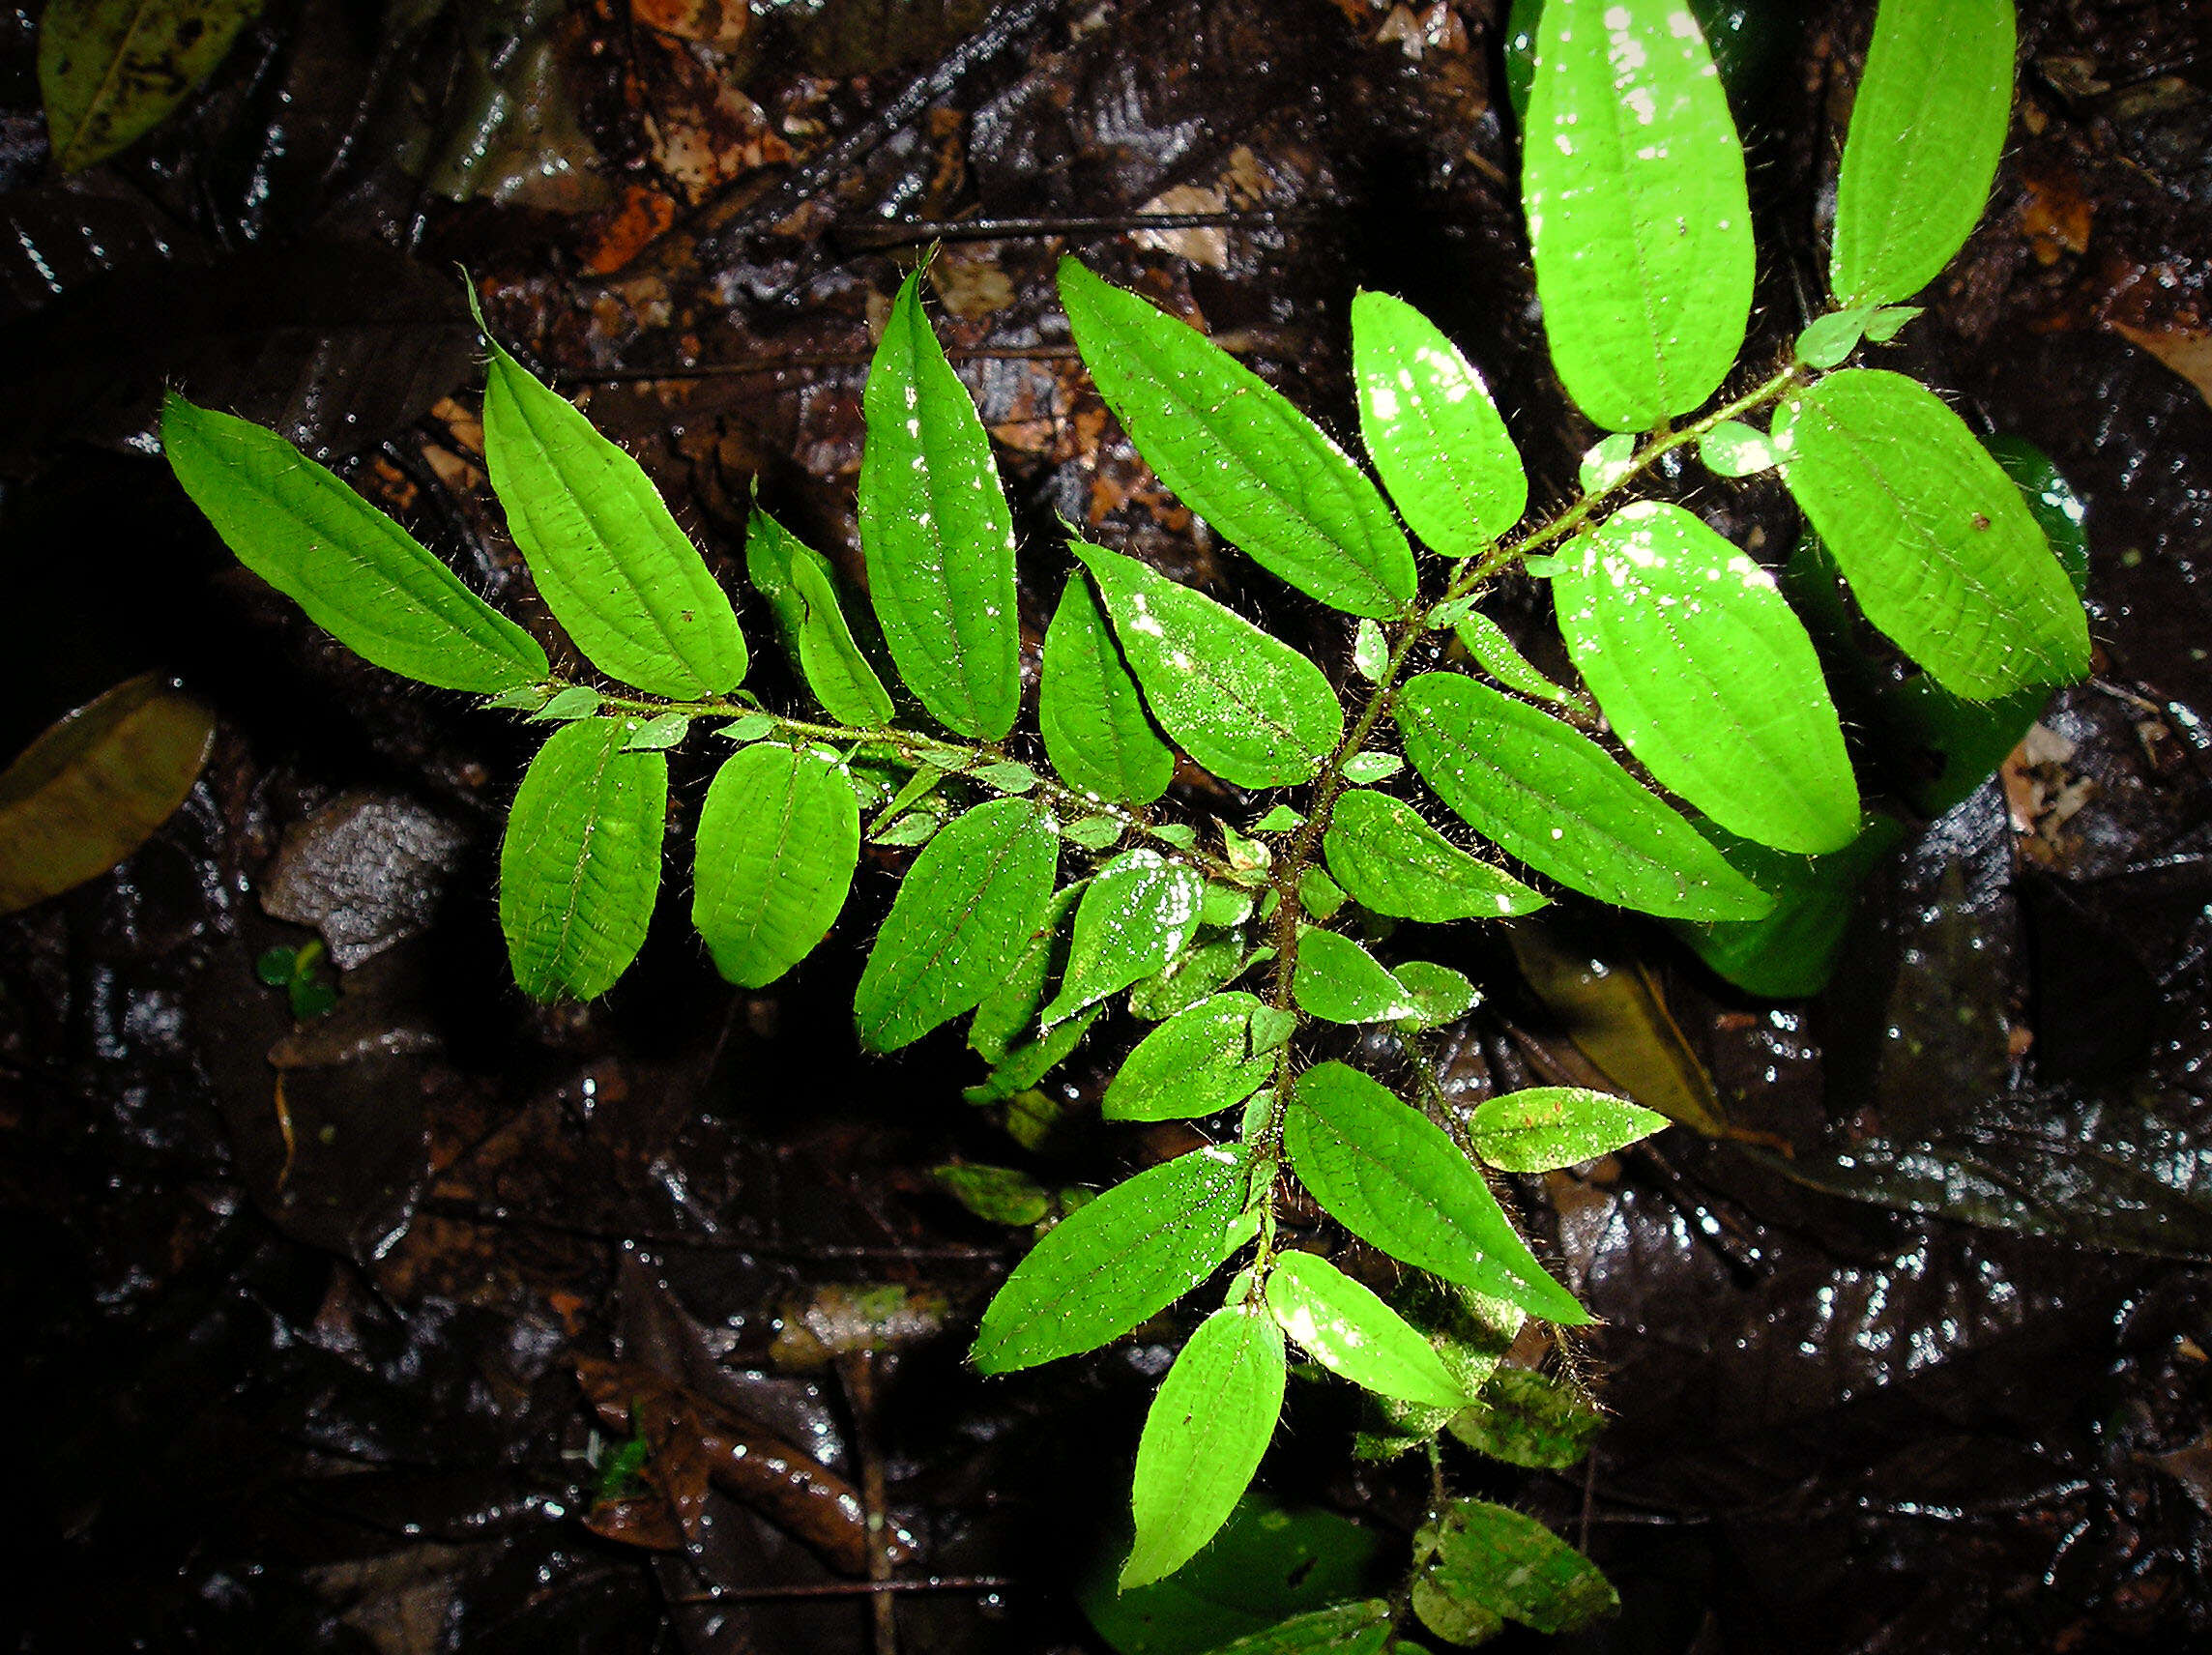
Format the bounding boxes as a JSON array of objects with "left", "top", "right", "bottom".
[
  {"left": 966, "top": 1008, "right": 1101, "bottom": 1104},
  {"left": 1059, "top": 258, "right": 1416, "bottom": 618},
  {"left": 474, "top": 301, "right": 746, "bottom": 701},
  {"left": 1553, "top": 501, "right": 1860, "bottom": 855},
  {"left": 932, "top": 1163, "right": 1052, "bottom": 1227},
  {"left": 1324, "top": 789, "right": 1545, "bottom": 922},
  {"left": 1454, "top": 607, "right": 1585, "bottom": 709},
  {"left": 691, "top": 743, "right": 859, "bottom": 989},
  {"left": 161, "top": 393, "right": 548, "bottom": 695},
  {"left": 1293, "top": 929, "right": 1417, "bottom": 1026},
  {"left": 499, "top": 719, "right": 667, "bottom": 1001},
  {"left": 1775, "top": 370, "right": 2090, "bottom": 698},
  {"left": 854, "top": 797, "right": 1059, "bottom": 1052},
  {"left": 1122, "top": 1305, "right": 1288, "bottom": 1589},
  {"left": 1199, "top": 1603, "right": 1393, "bottom": 1655},
  {"left": 973, "top": 1145, "right": 1253, "bottom": 1374},
  {"left": 1447, "top": 1368, "right": 1605, "bottom": 1469},
  {"left": 1392, "top": 960, "right": 1479, "bottom": 1030},
  {"left": 1351, "top": 291, "right": 1527, "bottom": 558},
  {"left": 743, "top": 506, "right": 894, "bottom": 728},
  {"left": 1266, "top": 1251, "right": 1471, "bottom": 1410},
  {"left": 1466, "top": 1087, "right": 1669, "bottom": 1173},
  {"left": 859, "top": 269, "right": 1022, "bottom": 740},
  {"left": 1106, "top": 992, "right": 1278, "bottom": 1122},
  {"left": 1668, "top": 813, "right": 1904, "bottom": 999},
  {"left": 1395, "top": 672, "right": 1771, "bottom": 921},
  {"left": 1286, "top": 1062, "right": 1588, "bottom": 1326},
  {"left": 1522, "top": 0, "right": 1754, "bottom": 431},
  {"left": 1042, "top": 850, "right": 1208, "bottom": 1026},
  {"left": 1413, "top": 1499, "right": 1618, "bottom": 1637},
  {"left": 1042, "top": 573, "right": 1176, "bottom": 804},
  {"left": 1074, "top": 541, "right": 1344, "bottom": 789},
  {"left": 1830, "top": 0, "right": 2014, "bottom": 307},
  {"left": 969, "top": 880, "right": 1086, "bottom": 1062},
  {"left": 40, "top": 0, "right": 267, "bottom": 173},
  {"left": 1127, "top": 938, "right": 1266, "bottom": 1022}
]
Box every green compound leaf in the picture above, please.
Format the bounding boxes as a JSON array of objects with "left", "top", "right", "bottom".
[
  {"left": 40, "top": 0, "right": 267, "bottom": 173},
  {"left": 1467, "top": 1087, "right": 1669, "bottom": 1173},
  {"left": 1351, "top": 290, "right": 1528, "bottom": 558},
  {"left": 1396, "top": 671, "right": 1771, "bottom": 921},
  {"left": 1454, "top": 607, "right": 1586, "bottom": 709},
  {"left": 1522, "top": 0, "right": 1754, "bottom": 431},
  {"left": 500, "top": 719, "right": 667, "bottom": 1002},
  {"left": 1775, "top": 369, "right": 2090, "bottom": 698},
  {"left": 1414, "top": 1499, "right": 1619, "bottom": 1636},
  {"left": 1199, "top": 1602, "right": 1393, "bottom": 1655},
  {"left": 859, "top": 269, "right": 1022, "bottom": 739},
  {"left": 691, "top": 743, "right": 859, "bottom": 989},
  {"left": 1286, "top": 1062, "right": 1589, "bottom": 1325},
  {"left": 1831, "top": 0, "right": 2014, "bottom": 307},
  {"left": 1043, "top": 849, "right": 1208, "bottom": 1026},
  {"left": 1293, "top": 929, "right": 1417, "bottom": 1026},
  {"left": 1042, "top": 572, "right": 1176, "bottom": 805},
  {"left": 1668, "top": 812, "right": 1905, "bottom": 999},
  {"left": 1059, "top": 258, "right": 1416, "bottom": 618},
  {"left": 1106, "top": 992, "right": 1277, "bottom": 1122},
  {"left": 161, "top": 393, "right": 548, "bottom": 695},
  {"left": 1266, "top": 1251, "right": 1472, "bottom": 1410},
  {"left": 743, "top": 505, "right": 895, "bottom": 728},
  {"left": 475, "top": 303, "right": 745, "bottom": 701},
  {"left": 973, "top": 1145, "right": 1253, "bottom": 1374},
  {"left": 854, "top": 797, "right": 1059, "bottom": 1052},
  {"left": 1324, "top": 789, "right": 1545, "bottom": 922},
  {"left": 1074, "top": 541, "right": 1344, "bottom": 789},
  {"left": 1554, "top": 501, "right": 1860, "bottom": 855},
  {"left": 1122, "top": 1305, "right": 1288, "bottom": 1589}
]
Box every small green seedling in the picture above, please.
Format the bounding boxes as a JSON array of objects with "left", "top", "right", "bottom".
[{"left": 165, "top": 0, "right": 2080, "bottom": 1641}]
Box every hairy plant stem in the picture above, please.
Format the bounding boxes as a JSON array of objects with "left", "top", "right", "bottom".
[{"left": 1242, "top": 358, "right": 1806, "bottom": 1265}]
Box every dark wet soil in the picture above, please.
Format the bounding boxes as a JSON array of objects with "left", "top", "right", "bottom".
[{"left": 5, "top": 2, "right": 2212, "bottom": 1650}]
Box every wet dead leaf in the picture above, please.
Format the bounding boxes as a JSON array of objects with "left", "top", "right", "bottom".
[
  {"left": 0, "top": 674, "right": 214, "bottom": 915},
  {"left": 1132, "top": 184, "right": 1230, "bottom": 270},
  {"left": 2110, "top": 321, "right": 2212, "bottom": 412},
  {"left": 631, "top": 0, "right": 748, "bottom": 49}
]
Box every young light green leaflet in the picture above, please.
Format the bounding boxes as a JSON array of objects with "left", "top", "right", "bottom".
[
  {"left": 1200, "top": 1602, "right": 1393, "bottom": 1655},
  {"left": 1775, "top": 369, "right": 2091, "bottom": 698},
  {"left": 972, "top": 1145, "right": 1254, "bottom": 1374},
  {"left": 1522, "top": 0, "right": 1753, "bottom": 431},
  {"left": 1104, "top": 992, "right": 1278, "bottom": 1122},
  {"left": 1041, "top": 850, "right": 1207, "bottom": 1026},
  {"left": 1351, "top": 290, "right": 1528, "bottom": 559},
  {"left": 1396, "top": 672, "right": 1772, "bottom": 921},
  {"left": 1121, "top": 1304, "right": 1287, "bottom": 1588},
  {"left": 691, "top": 742, "right": 859, "bottom": 989},
  {"left": 1286, "top": 1062, "right": 1589, "bottom": 1325},
  {"left": 161, "top": 393, "right": 549, "bottom": 696},
  {"left": 1059, "top": 258, "right": 1417, "bottom": 618},
  {"left": 472, "top": 295, "right": 746, "bottom": 702},
  {"left": 1552, "top": 501, "right": 1860, "bottom": 854},
  {"left": 742, "top": 505, "right": 895, "bottom": 728},
  {"left": 1040, "top": 573, "right": 1176, "bottom": 804},
  {"left": 853, "top": 797, "right": 1059, "bottom": 1052},
  {"left": 1266, "top": 1250, "right": 1471, "bottom": 1409},
  {"left": 859, "top": 269, "right": 1022, "bottom": 740},
  {"left": 1292, "top": 928, "right": 1419, "bottom": 1026},
  {"left": 499, "top": 719, "right": 667, "bottom": 1001},
  {"left": 1072, "top": 540, "right": 1345, "bottom": 788},
  {"left": 1830, "top": 0, "right": 2015, "bottom": 308},
  {"left": 1323, "top": 789, "right": 1546, "bottom": 922},
  {"left": 1466, "top": 1087, "right": 1669, "bottom": 1173},
  {"left": 1454, "top": 607, "right": 1585, "bottom": 709}
]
